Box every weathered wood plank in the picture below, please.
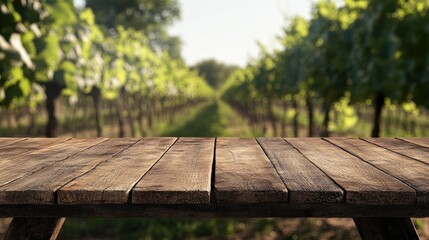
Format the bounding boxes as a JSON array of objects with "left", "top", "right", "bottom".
[
  {"left": 0, "top": 138, "right": 106, "bottom": 188},
  {"left": 0, "top": 138, "right": 137, "bottom": 204},
  {"left": 353, "top": 218, "right": 419, "bottom": 240},
  {"left": 215, "top": 138, "right": 288, "bottom": 203},
  {"left": 398, "top": 137, "right": 429, "bottom": 149},
  {"left": 0, "top": 138, "right": 26, "bottom": 149},
  {"left": 257, "top": 138, "right": 343, "bottom": 203},
  {"left": 58, "top": 138, "right": 176, "bottom": 204},
  {"left": 132, "top": 138, "right": 214, "bottom": 204},
  {"left": 0, "top": 138, "right": 68, "bottom": 162},
  {"left": 286, "top": 138, "right": 415, "bottom": 205},
  {"left": 4, "top": 217, "right": 65, "bottom": 240},
  {"left": 326, "top": 138, "right": 429, "bottom": 204},
  {"left": 367, "top": 138, "right": 429, "bottom": 166}
]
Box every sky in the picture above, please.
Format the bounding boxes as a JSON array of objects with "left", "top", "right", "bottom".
[
  {"left": 74, "top": 0, "right": 315, "bottom": 67},
  {"left": 170, "top": 0, "right": 314, "bottom": 67}
]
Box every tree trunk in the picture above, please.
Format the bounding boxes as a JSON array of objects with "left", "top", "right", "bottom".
[
  {"left": 384, "top": 107, "right": 392, "bottom": 135},
  {"left": 147, "top": 100, "right": 154, "bottom": 130},
  {"left": 27, "top": 110, "right": 36, "bottom": 136},
  {"left": 292, "top": 98, "right": 299, "bottom": 137},
  {"left": 137, "top": 97, "right": 146, "bottom": 136},
  {"left": 395, "top": 107, "right": 401, "bottom": 130},
  {"left": 321, "top": 103, "right": 331, "bottom": 137},
  {"left": 71, "top": 104, "right": 77, "bottom": 137},
  {"left": 371, "top": 92, "right": 385, "bottom": 138},
  {"left": 410, "top": 118, "right": 416, "bottom": 136},
  {"left": 267, "top": 99, "right": 277, "bottom": 136},
  {"left": 402, "top": 110, "right": 408, "bottom": 132},
  {"left": 90, "top": 87, "right": 103, "bottom": 137},
  {"left": 116, "top": 99, "right": 125, "bottom": 138},
  {"left": 83, "top": 97, "right": 90, "bottom": 129},
  {"left": 6, "top": 110, "right": 12, "bottom": 129},
  {"left": 108, "top": 101, "right": 115, "bottom": 125},
  {"left": 281, "top": 101, "right": 287, "bottom": 137},
  {"left": 45, "top": 82, "right": 62, "bottom": 137},
  {"left": 125, "top": 96, "right": 136, "bottom": 137},
  {"left": 14, "top": 112, "right": 23, "bottom": 131},
  {"left": 306, "top": 95, "right": 314, "bottom": 137}
]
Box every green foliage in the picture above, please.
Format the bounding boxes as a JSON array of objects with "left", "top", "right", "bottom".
[
  {"left": 221, "top": 0, "right": 429, "bottom": 137},
  {"left": 0, "top": 0, "right": 46, "bottom": 107},
  {"left": 192, "top": 59, "right": 239, "bottom": 89},
  {"left": 0, "top": 0, "right": 213, "bottom": 138},
  {"left": 85, "top": 0, "right": 180, "bottom": 32},
  {"left": 86, "top": 0, "right": 181, "bottom": 55}
]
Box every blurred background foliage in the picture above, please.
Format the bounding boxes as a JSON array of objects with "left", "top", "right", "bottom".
[
  {"left": 1, "top": 0, "right": 429, "bottom": 239},
  {"left": 221, "top": 0, "right": 429, "bottom": 138}
]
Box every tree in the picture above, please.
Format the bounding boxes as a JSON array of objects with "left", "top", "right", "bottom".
[
  {"left": 192, "top": 59, "right": 238, "bottom": 89},
  {"left": 33, "top": 0, "right": 79, "bottom": 137},
  {"left": 349, "top": 0, "right": 403, "bottom": 137},
  {"left": 277, "top": 17, "right": 311, "bottom": 137},
  {"left": 86, "top": 0, "right": 181, "bottom": 54},
  {"left": 306, "top": 1, "right": 352, "bottom": 137},
  {"left": 85, "top": 0, "right": 180, "bottom": 32},
  {"left": 0, "top": 0, "right": 46, "bottom": 107},
  {"left": 395, "top": 2, "right": 429, "bottom": 109},
  {"left": 251, "top": 46, "right": 279, "bottom": 136}
]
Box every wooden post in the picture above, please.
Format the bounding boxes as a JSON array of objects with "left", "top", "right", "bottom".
[
  {"left": 5, "top": 217, "right": 65, "bottom": 240},
  {"left": 353, "top": 218, "right": 419, "bottom": 240}
]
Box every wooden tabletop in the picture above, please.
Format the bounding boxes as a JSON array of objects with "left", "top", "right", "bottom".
[{"left": 0, "top": 137, "right": 428, "bottom": 218}]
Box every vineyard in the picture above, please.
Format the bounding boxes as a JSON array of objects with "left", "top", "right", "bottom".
[
  {"left": 221, "top": 0, "right": 429, "bottom": 138},
  {"left": 2, "top": 0, "right": 429, "bottom": 139},
  {"left": 0, "top": 0, "right": 213, "bottom": 138},
  {"left": 2, "top": 0, "right": 429, "bottom": 239}
]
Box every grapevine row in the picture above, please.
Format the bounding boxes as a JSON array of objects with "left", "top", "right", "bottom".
[
  {"left": 221, "top": 0, "right": 429, "bottom": 137},
  {"left": 0, "top": 0, "right": 213, "bottom": 137}
]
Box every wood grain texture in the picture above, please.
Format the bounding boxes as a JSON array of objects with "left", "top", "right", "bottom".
[
  {"left": 364, "top": 138, "right": 429, "bottom": 166},
  {"left": 0, "top": 138, "right": 26, "bottom": 149},
  {"left": 215, "top": 138, "right": 288, "bottom": 204},
  {"left": 257, "top": 138, "right": 343, "bottom": 203},
  {"left": 327, "top": 138, "right": 429, "bottom": 204},
  {"left": 286, "top": 138, "right": 415, "bottom": 205},
  {"left": 132, "top": 138, "right": 214, "bottom": 204},
  {"left": 0, "top": 138, "right": 107, "bottom": 188},
  {"left": 399, "top": 138, "right": 429, "bottom": 149},
  {"left": 0, "top": 138, "right": 137, "bottom": 204},
  {"left": 0, "top": 138, "right": 68, "bottom": 163},
  {"left": 58, "top": 138, "right": 176, "bottom": 204},
  {"left": 4, "top": 217, "right": 65, "bottom": 240},
  {"left": 353, "top": 218, "right": 419, "bottom": 240}
]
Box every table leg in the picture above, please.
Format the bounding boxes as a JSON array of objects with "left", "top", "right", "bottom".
[
  {"left": 353, "top": 217, "right": 419, "bottom": 240},
  {"left": 4, "top": 217, "right": 65, "bottom": 240}
]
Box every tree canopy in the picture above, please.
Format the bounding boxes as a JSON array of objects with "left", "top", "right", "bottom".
[{"left": 86, "top": 0, "right": 181, "bottom": 55}]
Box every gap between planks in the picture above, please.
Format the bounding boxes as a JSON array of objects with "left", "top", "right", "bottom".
[
  {"left": 132, "top": 138, "right": 215, "bottom": 204},
  {"left": 257, "top": 137, "right": 344, "bottom": 204},
  {"left": 397, "top": 138, "right": 429, "bottom": 149},
  {"left": 325, "top": 137, "right": 429, "bottom": 204},
  {"left": 286, "top": 138, "right": 416, "bottom": 205},
  {"left": 0, "top": 138, "right": 115, "bottom": 204},
  {"left": 214, "top": 138, "right": 288, "bottom": 204},
  {"left": 58, "top": 138, "right": 178, "bottom": 204}
]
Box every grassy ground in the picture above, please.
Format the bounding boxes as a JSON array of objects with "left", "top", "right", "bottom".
[{"left": 162, "top": 100, "right": 253, "bottom": 137}]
